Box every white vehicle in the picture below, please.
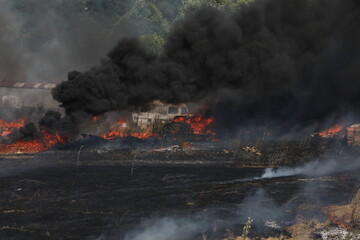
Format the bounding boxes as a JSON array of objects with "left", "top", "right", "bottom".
[{"left": 132, "top": 100, "right": 190, "bottom": 129}]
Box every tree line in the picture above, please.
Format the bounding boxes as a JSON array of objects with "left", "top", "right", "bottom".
[{"left": 11, "top": 0, "right": 251, "bottom": 52}]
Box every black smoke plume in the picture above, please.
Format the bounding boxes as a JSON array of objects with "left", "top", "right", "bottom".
[{"left": 49, "top": 0, "right": 360, "bottom": 136}]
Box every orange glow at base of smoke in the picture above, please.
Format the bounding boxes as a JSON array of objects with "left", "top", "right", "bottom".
[
  {"left": 100, "top": 119, "right": 159, "bottom": 140},
  {"left": 319, "top": 124, "right": 344, "bottom": 137},
  {"left": 189, "top": 116, "right": 216, "bottom": 135},
  {"left": 0, "top": 118, "right": 25, "bottom": 137},
  {"left": 0, "top": 131, "right": 66, "bottom": 154},
  {"left": 1, "top": 118, "right": 67, "bottom": 154},
  {"left": 173, "top": 116, "right": 216, "bottom": 135},
  {"left": 101, "top": 127, "right": 126, "bottom": 140},
  {"left": 0, "top": 130, "right": 67, "bottom": 154},
  {"left": 101, "top": 128, "right": 159, "bottom": 140},
  {"left": 327, "top": 212, "right": 350, "bottom": 230},
  {"left": 130, "top": 128, "right": 158, "bottom": 139}
]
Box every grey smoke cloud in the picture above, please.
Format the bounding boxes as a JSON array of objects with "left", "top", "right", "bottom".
[
  {"left": 0, "top": 0, "right": 134, "bottom": 120},
  {"left": 0, "top": 0, "right": 125, "bottom": 83}
]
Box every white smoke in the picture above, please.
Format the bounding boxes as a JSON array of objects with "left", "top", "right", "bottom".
[
  {"left": 102, "top": 155, "right": 360, "bottom": 239},
  {"left": 123, "top": 217, "right": 206, "bottom": 240},
  {"left": 118, "top": 190, "right": 289, "bottom": 240},
  {"left": 237, "top": 189, "right": 286, "bottom": 224},
  {"left": 261, "top": 156, "right": 360, "bottom": 178}
]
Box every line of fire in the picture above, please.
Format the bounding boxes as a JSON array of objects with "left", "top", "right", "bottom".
[
  {"left": 0, "top": 81, "right": 219, "bottom": 154},
  {"left": 0, "top": 80, "right": 359, "bottom": 154}
]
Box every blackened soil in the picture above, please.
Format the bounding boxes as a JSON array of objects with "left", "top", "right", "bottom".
[{"left": 0, "top": 157, "right": 358, "bottom": 240}]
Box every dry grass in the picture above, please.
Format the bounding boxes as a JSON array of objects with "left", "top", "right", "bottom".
[
  {"left": 350, "top": 189, "right": 360, "bottom": 223},
  {"left": 323, "top": 189, "right": 360, "bottom": 229},
  {"left": 222, "top": 237, "right": 249, "bottom": 240},
  {"left": 225, "top": 219, "right": 323, "bottom": 240},
  {"left": 286, "top": 219, "right": 324, "bottom": 240},
  {"left": 220, "top": 191, "right": 360, "bottom": 240}
]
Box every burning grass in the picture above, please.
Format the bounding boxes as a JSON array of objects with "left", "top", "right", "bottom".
[
  {"left": 0, "top": 130, "right": 67, "bottom": 154},
  {"left": 0, "top": 109, "right": 359, "bottom": 177},
  {"left": 0, "top": 113, "right": 218, "bottom": 154},
  {"left": 220, "top": 188, "right": 360, "bottom": 240},
  {"left": 323, "top": 189, "right": 360, "bottom": 230},
  {"left": 0, "top": 118, "right": 25, "bottom": 137},
  {"left": 0, "top": 118, "right": 68, "bottom": 154},
  {"left": 319, "top": 124, "right": 345, "bottom": 138}
]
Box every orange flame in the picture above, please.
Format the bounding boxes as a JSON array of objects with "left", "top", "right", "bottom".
[
  {"left": 101, "top": 127, "right": 126, "bottom": 140},
  {"left": 173, "top": 115, "right": 216, "bottom": 135},
  {"left": 0, "top": 118, "right": 25, "bottom": 137},
  {"left": 130, "top": 128, "right": 156, "bottom": 139},
  {"left": 188, "top": 116, "right": 216, "bottom": 135},
  {"left": 327, "top": 212, "right": 350, "bottom": 230},
  {"left": 0, "top": 130, "right": 67, "bottom": 154},
  {"left": 100, "top": 118, "right": 158, "bottom": 140},
  {"left": 0, "top": 118, "right": 67, "bottom": 154},
  {"left": 319, "top": 124, "right": 344, "bottom": 137}
]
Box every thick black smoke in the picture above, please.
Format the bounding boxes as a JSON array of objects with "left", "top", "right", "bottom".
[{"left": 50, "top": 0, "right": 360, "bottom": 135}]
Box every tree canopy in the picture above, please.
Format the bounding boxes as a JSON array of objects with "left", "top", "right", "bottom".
[{"left": 9, "top": 0, "right": 252, "bottom": 53}]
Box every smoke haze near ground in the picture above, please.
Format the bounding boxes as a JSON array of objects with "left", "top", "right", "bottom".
[
  {"left": 122, "top": 217, "right": 206, "bottom": 240},
  {"left": 114, "top": 158, "right": 359, "bottom": 240},
  {"left": 49, "top": 0, "right": 360, "bottom": 135},
  {"left": 262, "top": 157, "right": 360, "bottom": 178}
]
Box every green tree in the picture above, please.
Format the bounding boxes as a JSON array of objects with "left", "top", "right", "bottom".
[
  {"left": 113, "top": 0, "right": 169, "bottom": 37},
  {"left": 78, "top": 0, "right": 131, "bottom": 25},
  {"left": 139, "top": 33, "right": 165, "bottom": 53},
  {"left": 153, "top": 0, "right": 184, "bottom": 22},
  {"left": 178, "top": 0, "right": 251, "bottom": 19}
]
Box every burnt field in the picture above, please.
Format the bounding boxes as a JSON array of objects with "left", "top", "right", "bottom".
[
  {"left": 0, "top": 151, "right": 359, "bottom": 240},
  {"left": 1, "top": 0, "right": 360, "bottom": 238}
]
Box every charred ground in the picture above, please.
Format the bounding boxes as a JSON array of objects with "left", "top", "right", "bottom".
[
  {"left": 0, "top": 139, "right": 359, "bottom": 239},
  {"left": 0, "top": 155, "right": 358, "bottom": 240}
]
